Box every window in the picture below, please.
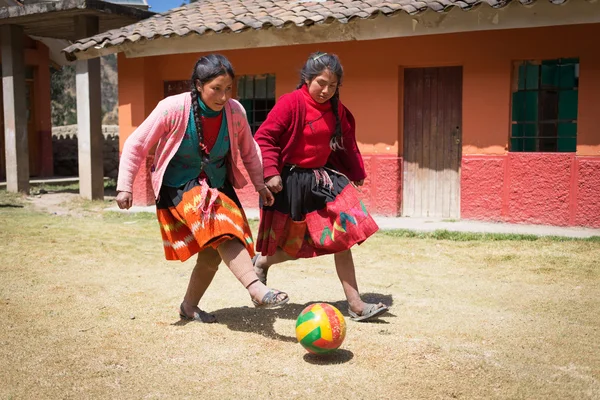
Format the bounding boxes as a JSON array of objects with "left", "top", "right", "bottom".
[
  {"left": 164, "top": 80, "right": 190, "bottom": 98},
  {"left": 236, "top": 74, "right": 275, "bottom": 134},
  {"left": 510, "top": 58, "right": 579, "bottom": 152}
]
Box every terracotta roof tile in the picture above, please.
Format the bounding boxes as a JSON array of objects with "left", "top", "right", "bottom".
[{"left": 63, "top": 0, "right": 575, "bottom": 60}]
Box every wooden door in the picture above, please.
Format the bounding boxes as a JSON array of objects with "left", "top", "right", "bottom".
[{"left": 402, "top": 67, "right": 463, "bottom": 218}]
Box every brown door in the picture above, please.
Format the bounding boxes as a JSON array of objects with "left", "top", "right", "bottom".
[{"left": 402, "top": 67, "right": 462, "bottom": 218}]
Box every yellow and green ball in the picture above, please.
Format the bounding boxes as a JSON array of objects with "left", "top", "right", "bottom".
[{"left": 295, "top": 303, "right": 346, "bottom": 354}]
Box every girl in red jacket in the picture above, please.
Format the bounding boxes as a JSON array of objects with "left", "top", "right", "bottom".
[{"left": 253, "top": 52, "right": 389, "bottom": 322}]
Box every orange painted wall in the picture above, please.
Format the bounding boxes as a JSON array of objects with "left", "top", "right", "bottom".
[{"left": 119, "top": 23, "right": 600, "bottom": 157}]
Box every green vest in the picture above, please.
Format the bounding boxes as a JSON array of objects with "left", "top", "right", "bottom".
[{"left": 163, "top": 101, "right": 229, "bottom": 188}]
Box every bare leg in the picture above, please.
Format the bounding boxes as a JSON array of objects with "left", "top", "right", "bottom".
[
  {"left": 253, "top": 248, "right": 296, "bottom": 285},
  {"left": 217, "top": 239, "right": 288, "bottom": 306},
  {"left": 334, "top": 249, "right": 387, "bottom": 317},
  {"left": 181, "top": 248, "right": 221, "bottom": 322}
]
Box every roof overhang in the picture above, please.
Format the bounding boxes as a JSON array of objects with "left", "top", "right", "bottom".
[
  {"left": 0, "top": 0, "right": 154, "bottom": 41},
  {"left": 62, "top": 0, "right": 600, "bottom": 61}
]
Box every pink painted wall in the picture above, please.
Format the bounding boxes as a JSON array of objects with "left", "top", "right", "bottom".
[{"left": 462, "top": 155, "right": 600, "bottom": 228}]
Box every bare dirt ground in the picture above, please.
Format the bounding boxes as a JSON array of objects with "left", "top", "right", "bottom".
[{"left": 1, "top": 190, "right": 599, "bottom": 399}]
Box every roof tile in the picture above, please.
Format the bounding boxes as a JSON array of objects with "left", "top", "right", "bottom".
[{"left": 63, "top": 0, "right": 586, "bottom": 59}]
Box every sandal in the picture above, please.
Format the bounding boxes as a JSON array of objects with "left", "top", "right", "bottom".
[
  {"left": 179, "top": 303, "right": 217, "bottom": 323},
  {"left": 348, "top": 303, "right": 389, "bottom": 322},
  {"left": 252, "top": 289, "right": 289, "bottom": 309},
  {"left": 252, "top": 254, "right": 268, "bottom": 285}
]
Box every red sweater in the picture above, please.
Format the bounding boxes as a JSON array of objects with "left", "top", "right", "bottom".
[
  {"left": 286, "top": 86, "right": 335, "bottom": 167},
  {"left": 201, "top": 113, "right": 222, "bottom": 152},
  {"left": 254, "top": 87, "right": 366, "bottom": 181}
]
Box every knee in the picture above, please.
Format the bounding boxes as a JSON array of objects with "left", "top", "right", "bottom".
[{"left": 196, "top": 250, "right": 221, "bottom": 272}]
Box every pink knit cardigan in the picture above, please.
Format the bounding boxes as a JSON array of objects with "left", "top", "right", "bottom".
[{"left": 117, "top": 92, "right": 266, "bottom": 198}]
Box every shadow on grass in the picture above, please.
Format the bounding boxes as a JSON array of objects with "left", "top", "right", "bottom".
[
  {"left": 173, "top": 293, "right": 395, "bottom": 343},
  {"left": 0, "top": 203, "right": 24, "bottom": 208},
  {"left": 303, "top": 349, "right": 354, "bottom": 365}
]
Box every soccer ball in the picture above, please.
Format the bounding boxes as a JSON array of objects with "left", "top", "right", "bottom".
[{"left": 295, "top": 303, "right": 346, "bottom": 354}]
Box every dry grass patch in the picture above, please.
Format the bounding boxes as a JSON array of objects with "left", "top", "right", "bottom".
[{"left": 1, "top": 191, "right": 599, "bottom": 399}]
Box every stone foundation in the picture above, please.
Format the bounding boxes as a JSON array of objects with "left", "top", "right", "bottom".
[{"left": 52, "top": 125, "right": 119, "bottom": 178}]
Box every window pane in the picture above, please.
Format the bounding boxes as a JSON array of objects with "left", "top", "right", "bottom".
[
  {"left": 558, "top": 90, "right": 578, "bottom": 120},
  {"left": 267, "top": 75, "right": 276, "bottom": 99},
  {"left": 517, "top": 64, "right": 527, "bottom": 90},
  {"left": 512, "top": 91, "right": 525, "bottom": 122},
  {"left": 512, "top": 92, "right": 526, "bottom": 122},
  {"left": 511, "top": 138, "right": 524, "bottom": 152},
  {"left": 557, "top": 137, "right": 576, "bottom": 152},
  {"left": 539, "top": 122, "right": 557, "bottom": 139},
  {"left": 255, "top": 99, "right": 267, "bottom": 111},
  {"left": 523, "top": 123, "right": 537, "bottom": 139},
  {"left": 558, "top": 122, "right": 577, "bottom": 138},
  {"left": 511, "top": 124, "right": 522, "bottom": 138},
  {"left": 541, "top": 59, "right": 558, "bottom": 66},
  {"left": 541, "top": 64, "right": 558, "bottom": 89},
  {"left": 561, "top": 58, "right": 579, "bottom": 65},
  {"left": 539, "top": 138, "right": 557, "bottom": 152},
  {"left": 244, "top": 77, "right": 254, "bottom": 99},
  {"left": 524, "top": 91, "right": 538, "bottom": 122},
  {"left": 524, "top": 138, "right": 537, "bottom": 152},
  {"left": 559, "top": 64, "right": 576, "bottom": 89},
  {"left": 526, "top": 63, "right": 539, "bottom": 90},
  {"left": 539, "top": 90, "right": 558, "bottom": 121},
  {"left": 237, "top": 77, "right": 245, "bottom": 99},
  {"left": 255, "top": 76, "right": 267, "bottom": 99},
  {"left": 254, "top": 109, "right": 267, "bottom": 123}
]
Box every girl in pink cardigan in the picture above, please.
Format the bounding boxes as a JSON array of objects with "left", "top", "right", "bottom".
[{"left": 115, "top": 54, "right": 289, "bottom": 323}]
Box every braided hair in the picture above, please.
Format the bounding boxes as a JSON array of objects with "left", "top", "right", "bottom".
[
  {"left": 190, "top": 54, "right": 235, "bottom": 159},
  {"left": 296, "top": 51, "right": 344, "bottom": 150}
]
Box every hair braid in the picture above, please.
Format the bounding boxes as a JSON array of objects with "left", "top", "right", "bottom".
[
  {"left": 190, "top": 86, "right": 207, "bottom": 156},
  {"left": 329, "top": 91, "right": 344, "bottom": 150},
  {"left": 189, "top": 54, "right": 235, "bottom": 162}
]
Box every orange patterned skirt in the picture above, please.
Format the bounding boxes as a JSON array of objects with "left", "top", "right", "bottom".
[{"left": 156, "top": 179, "right": 255, "bottom": 262}]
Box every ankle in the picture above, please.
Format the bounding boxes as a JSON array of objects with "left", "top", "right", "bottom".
[
  {"left": 246, "top": 280, "right": 267, "bottom": 298},
  {"left": 255, "top": 255, "right": 269, "bottom": 270}
]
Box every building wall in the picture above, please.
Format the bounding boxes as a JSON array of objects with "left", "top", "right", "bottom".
[{"left": 118, "top": 23, "right": 600, "bottom": 227}]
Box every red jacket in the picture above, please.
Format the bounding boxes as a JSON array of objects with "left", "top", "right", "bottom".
[{"left": 254, "top": 89, "right": 367, "bottom": 182}]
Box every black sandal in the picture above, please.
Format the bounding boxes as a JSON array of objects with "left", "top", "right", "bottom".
[{"left": 179, "top": 303, "right": 217, "bottom": 323}]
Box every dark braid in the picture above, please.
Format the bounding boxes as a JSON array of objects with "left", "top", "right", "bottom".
[
  {"left": 190, "top": 61, "right": 207, "bottom": 159},
  {"left": 189, "top": 54, "right": 235, "bottom": 161},
  {"left": 297, "top": 51, "right": 345, "bottom": 150},
  {"left": 329, "top": 90, "right": 343, "bottom": 150}
]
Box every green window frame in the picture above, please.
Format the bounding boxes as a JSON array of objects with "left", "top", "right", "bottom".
[
  {"left": 510, "top": 58, "right": 579, "bottom": 152},
  {"left": 236, "top": 74, "right": 276, "bottom": 134}
]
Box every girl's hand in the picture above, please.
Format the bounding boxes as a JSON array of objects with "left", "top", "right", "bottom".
[
  {"left": 116, "top": 191, "right": 133, "bottom": 210},
  {"left": 353, "top": 179, "right": 364, "bottom": 187},
  {"left": 259, "top": 187, "right": 275, "bottom": 207},
  {"left": 265, "top": 175, "right": 283, "bottom": 193}
]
